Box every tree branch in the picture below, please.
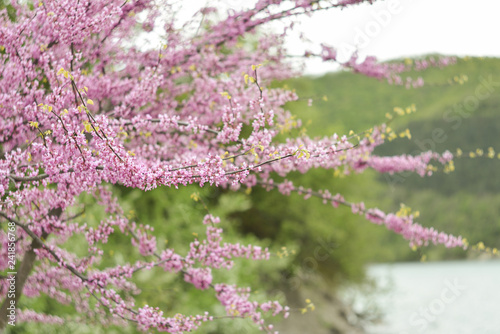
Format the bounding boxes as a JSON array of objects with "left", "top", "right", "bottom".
[{"left": 0, "top": 209, "right": 61, "bottom": 330}]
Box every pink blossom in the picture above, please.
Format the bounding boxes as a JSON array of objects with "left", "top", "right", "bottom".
[{"left": 0, "top": 0, "right": 469, "bottom": 332}]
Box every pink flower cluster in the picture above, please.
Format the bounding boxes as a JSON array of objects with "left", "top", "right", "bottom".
[
  {"left": 265, "top": 179, "right": 466, "bottom": 250},
  {"left": 0, "top": 0, "right": 468, "bottom": 332},
  {"left": 215, "top": 284, "right": 289, "bottom": 331}
]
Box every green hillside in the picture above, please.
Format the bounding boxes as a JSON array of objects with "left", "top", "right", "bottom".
[{"left": 279, "top": 56, "right": 500, "bottom": 262}]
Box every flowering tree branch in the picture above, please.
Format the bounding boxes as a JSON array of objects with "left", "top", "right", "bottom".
[{"left": 0, "top": 0, "right": 476, "bottom": 332}]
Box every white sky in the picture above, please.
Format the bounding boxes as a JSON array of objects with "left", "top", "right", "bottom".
[{"left": 175, "top": 0, "right": 500, "bottom": 75}]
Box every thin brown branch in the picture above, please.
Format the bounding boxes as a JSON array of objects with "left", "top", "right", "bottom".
[
  {"left": 0, "top": 212, "right": 88, "bottom": 282},
  {"left": 9, "top": 166, "right": 104, "bottom": 183}
]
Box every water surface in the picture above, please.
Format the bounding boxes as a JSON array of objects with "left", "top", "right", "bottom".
[{"left": 351, "top": 260, "right": 500, "bottom": 334}]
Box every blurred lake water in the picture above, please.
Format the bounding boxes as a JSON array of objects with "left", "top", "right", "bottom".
[{"left": 347, "top": 260, "right": 500, "bottom": 334}]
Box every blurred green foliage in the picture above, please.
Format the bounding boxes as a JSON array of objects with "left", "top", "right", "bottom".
[{"left": 278, "top": 56, "right": 500, "bottom": 262}]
